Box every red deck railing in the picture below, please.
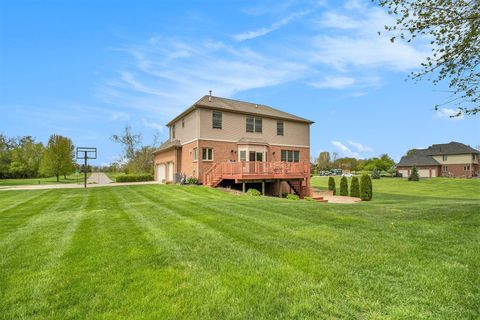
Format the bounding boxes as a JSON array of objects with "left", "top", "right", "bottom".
[{"left": 204, "top": 161, "right": 310, "bottom": 186}]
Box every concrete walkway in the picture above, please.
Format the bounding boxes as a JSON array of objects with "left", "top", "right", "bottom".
[{"left": 87, "top": 172, "right": 113, "bottom": 185}]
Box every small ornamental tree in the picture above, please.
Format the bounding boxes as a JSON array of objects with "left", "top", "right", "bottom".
[
  {"left": 328, "top": 176, "right": 336, "bottom": 195},
  {"left": 408, "top": 166, "right": 420, "bottom": 181},
  {"left": 339, "top": 176, "right": 348, "bottom": 196},
  {"left": 360, "top": 174, "right": 373, "bottom": 201},
  {"left": 350, "top": 176, "right": 360, "bottom": 198},
  {"left": 371, "top": 167, "right": 381, "bottom": 179}
]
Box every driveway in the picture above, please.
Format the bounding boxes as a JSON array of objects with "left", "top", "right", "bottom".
[{"left": 87, "top": 172, "right": 113, "bottom": 185}]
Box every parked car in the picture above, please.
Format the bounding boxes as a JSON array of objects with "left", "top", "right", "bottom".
[
  {"left": 331, "top": 169, "right": 342, "bottom": 175},
  {"left": 342, "top": 173, "right": 354, "bottom": 177}
]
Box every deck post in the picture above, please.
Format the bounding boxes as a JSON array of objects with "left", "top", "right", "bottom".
[
  {"left": 261, "top": 181, "right": 265, "bottom": 195},
  {"left": 242, "top": 182, "right": 246, "bottom": 193},
  {"left": 276, "top": 180, "right": 281, "bottom": 197}
]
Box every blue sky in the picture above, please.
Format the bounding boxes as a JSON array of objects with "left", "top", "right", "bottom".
[{"left": 1, "top": 0, "right": 479, "bottom": 165}]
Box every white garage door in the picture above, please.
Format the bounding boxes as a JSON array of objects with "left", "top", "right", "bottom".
[
  {"left": 431, "top": 169, "right": 437, "bottom": 177},
  {"left": 418, "top": 169, "right": 430, "bottom": 178},
  {"left": 157, "top": 164, "right": 166, "bottom": 183},
  {"left": 398, "top": 169, "right": 409, "bottom": 178},
  {"left": 167, "top": 162, "right": 174, "bottom": 182}
]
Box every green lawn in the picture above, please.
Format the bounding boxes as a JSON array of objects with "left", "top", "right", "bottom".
[
  {"left": 0, "top": 179, "right": 479, "bottom": 319},
  {"left": 0, "top": 173, "right": 89, "bottom": 187},
  {"left": 103, "top": 171, "right": 126, "bottom": 181}
]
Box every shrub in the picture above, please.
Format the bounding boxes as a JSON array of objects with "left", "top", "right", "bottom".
[
  {"left": 186, "top": 177, "right": 199, "bottom": 184},
  {"left": 360, "top": 174, "right": 373, "bottom": 201},
  {"left": 246, "top": 188, "right": 261, "bottom": 196},
  {"left": 286, "top": 194, "right": 300, "bottom": 200},
  {"left": 116, "top": 174, "right": 154, "bottom": 183},
  {"left": 408, "top": 166, "right": 420, "bottom": 181},
  {"left": 328, "top": 176, "right": 336, "bottom": 195},
  {"left": 350, "top": 176, "right": 360, "bottom": 198},
  {"left": 303, "top": 196, "right": 315, "bottom": 201},
  {"left": 339, "top": 176, "right": 349, "bottom": 196},
  {"left": 371, "top": 167, "right": 381, "bottom": 179}
]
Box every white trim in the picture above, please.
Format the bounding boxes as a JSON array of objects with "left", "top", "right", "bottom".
[{"left": 180, "top": 138, "right": 309, "bottom": 149}]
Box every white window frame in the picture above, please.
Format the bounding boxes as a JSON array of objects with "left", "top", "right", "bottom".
[
  {"left": 193, "top": 147, "right": 198, "bottom": 161},
  {"left": 202, "top": 148, "right": 213, "bottom": 161}
]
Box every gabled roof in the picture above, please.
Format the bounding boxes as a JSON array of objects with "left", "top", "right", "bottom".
[
  {"left": 167, "top": 95, "right": 314, "bottom": 126},
  {"left": 426, "top": 141, "right": 479, "bottom": 155},
  {"left": 152, "top": 139, "right": 181, "bottom": 154},
  {"left": 397, "top": 154, "right": 440, "bottom": 167}
]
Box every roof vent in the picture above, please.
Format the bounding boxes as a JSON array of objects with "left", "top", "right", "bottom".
[{"left": 208, "top": 90, "right": 212, "bottom": 102}]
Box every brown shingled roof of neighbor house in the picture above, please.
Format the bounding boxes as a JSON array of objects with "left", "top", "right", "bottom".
[
  {"left": 426, "top": 141, "right": 480, "bottom": 155},
  {"left": 167, "top": 95, "right": 314, "bottom": 126},
  {"left": 397, "top": 154, "right": 440, "bottom": 167}
]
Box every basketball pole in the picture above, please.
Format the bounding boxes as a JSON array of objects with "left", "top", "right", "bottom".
[{"left": 84, "top": 151, "right": 87, "bottom": 189}]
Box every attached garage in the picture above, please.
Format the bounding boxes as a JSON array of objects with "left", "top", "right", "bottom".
[
  {"left": 157, "top": 164, "right": 166, "bottom": 183},
  {"left": 398, "top": 169, "right": 409, "bottom": 177},
  {"left": 167, "top": 162, "right": 174, "bottom": 182},
  {"left": 418, "top": 169, "right": 431, "bottom": 178}
]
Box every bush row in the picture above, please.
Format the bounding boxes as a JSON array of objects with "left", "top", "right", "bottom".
[
  {"left": 116, "top": 174, "right": 154, "bottom": 183},
  {"left": 327, "top": 175, "right": 372, "bottom": 201}
]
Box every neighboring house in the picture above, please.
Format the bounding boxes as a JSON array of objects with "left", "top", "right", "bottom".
[
  {"left": 397, "top": 142, "right": 479, "bottom": 178},
  {"left": 153, "top": 93, "right": 314, "bottom": 197}
]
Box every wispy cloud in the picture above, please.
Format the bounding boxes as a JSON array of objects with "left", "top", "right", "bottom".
[
  {"left": 331, "top": 140, "right": 360, "bottom": 158},
  {"left": 234, "top": 10, "right": 310, "bottom": 41},
  {"left": 435, "top": 108, "right": 464, "bottom": 120},
  {"left": 347, "top": 140, "right": 373, "bottom": 152},
  {"left": 141, "top": 118, "right": 164, "bottom": 132}
]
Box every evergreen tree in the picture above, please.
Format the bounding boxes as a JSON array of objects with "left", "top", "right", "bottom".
[
  {"left": 39, "top": 134, "right": 75, "bottom": 181},
  {"left": 408, "top": 166, "right": 420, "bottom": 181},
  {"left": 328, "top": 176, "right": 336, "bottom": 195},
  {"left": 360, "top": 174, "right": 373, "bottom": 201},
  {"left": 339, "top": 176, "right": 348, "bottom": 196},
  {"left": 350, "top": 176, "right": 360, "bottom": 198},
  {"left": 371, "top": 167, "right": 381, "bottom": 179}
]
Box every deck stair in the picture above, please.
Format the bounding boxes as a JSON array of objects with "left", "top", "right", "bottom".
[{"left": 311, "top": 196, "right": 328, "bottom": 203}]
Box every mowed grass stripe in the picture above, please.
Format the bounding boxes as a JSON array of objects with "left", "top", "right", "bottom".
[
  {"left": 0, "top": 189, "right": 52, "bottom": 214},
  {"left": 121, "top": 185, "right": 328, "bottom": 319},
  {"left": 0, "top": 190, "right": 88, "bottom": 319}
]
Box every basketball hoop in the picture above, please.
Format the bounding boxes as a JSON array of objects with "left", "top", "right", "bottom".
[{"left": 76, "top": 147, "right": 97, "bottom": 188}]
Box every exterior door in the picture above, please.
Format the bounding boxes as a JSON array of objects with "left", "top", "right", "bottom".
[
  {"left": 167, "top": 162, "right": 174, "bottom": 182},
  {"left": 157, "top": 164, "right": 166, "bottom": 183}
]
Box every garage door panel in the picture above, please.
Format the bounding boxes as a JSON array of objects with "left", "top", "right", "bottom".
[
  {"left": 157, "top": 164, "right": 166, "bottom": 183},
  {"left": 418, "top": 169, "right": 430, "bottom": 178}
]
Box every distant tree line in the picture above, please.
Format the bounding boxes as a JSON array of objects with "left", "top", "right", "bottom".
[
  {"left": 0, "top": 133, "right": 76, "bottom": 181},
  {"left": 311, "top": 151, "right": 396, "bottom": 175}
]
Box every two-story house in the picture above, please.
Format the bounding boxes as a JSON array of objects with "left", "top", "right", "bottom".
[
  {"left": 397, "top": 141, "right": 479, "bottom": 178},
  {"left": 153, "top": 93, "right": 314, "bottom": 197}
]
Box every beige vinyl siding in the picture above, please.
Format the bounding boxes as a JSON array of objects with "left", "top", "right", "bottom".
[
  {"left": 432, "top": 154, "right": 475, "bottom": 165},
  {"left": 169, "top": 109, "right": 199, "bottom": 144},
  {"left": 198, "top": 108, "right": 310, "bottom": 146}
]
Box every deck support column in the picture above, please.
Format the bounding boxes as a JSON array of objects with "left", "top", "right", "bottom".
[
  {"left": 262, "top": 181, "right": 265, "bottom": 195},
  {"left": 276, "top": 180, "right": 281, "bottom": 197},
  {"left": 242, "top": 182, "right": 246, "bottom": 193}
]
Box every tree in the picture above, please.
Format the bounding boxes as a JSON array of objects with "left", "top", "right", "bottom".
[
  {"left": 350, "top": 176, "right": 360, "bottom": 198},
  {"left": 360, "top": 174, "right": 373, "bottom": 201},
  {"left": 0, "top": 133, "right": 13, "bottom": 178},
  {"left": 328, "top": 176, "right": 336, "bottom": 195},
  {"left": 9, "top": 136, "right": 44, "bottom": 178},
  {"left": 377, "top": 0, "right": 480, "bottom": 116},
  {"left": 111, "top": 125, "right": 142, "bottom": 161},
  {"left": 317, "top": 151, "right": 331, "bottom": 170},
  {"left": 371, "top": 167, "right": 381, "bottom": 179},
  {"left": 126, "top": 146, "right": 155, "bottom": 174},
  {"left": 408, "top": 166, "right": 420, "bottom": 181},
  {"left": 339, "top": 176, "right": 349, "bottom": 196},
  {"left": 406, "top": 149, "right": 418, "bottom": 156},
  {"left": 39, "top": 134, "right": 75, "bottom": 181}
]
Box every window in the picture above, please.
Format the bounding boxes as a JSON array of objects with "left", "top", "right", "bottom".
[
  {"left": 202, "top": 148, "right": 213, "bottom": 161},
  {"left": 473, "top": 154, "right": 478, "bottom": 161},
  {"left": 240, "top": 150, "right": 246, "bottom": 161},
  {"left": 212, "top": 111, "right": 222, "bottom": 129},
  {"left": 171, "top": 125, "right": 175, "bottom": 139},
  {"left": 442, "top": 155, "right": 448, "bottom": 161},
  {"left": 193, "top": 148, "right": 198, "bottom": 161},
  {"left": 442, "top": 166, "right": 448, "bottom": 172},
  {"left": 464, "top": 165, "right": 470, "bottom": 171},
  {"left": 277, "top": 120, "right": 284, "bottom": 136},
  {"left": 246, "top": 116, "right": 262, "bottom": 133},
  {"left": 281, "top": 150, "right": 300, "bottom": 162},
  {"left": 182, "top": 118, "right": 185, "bottom": 128}
]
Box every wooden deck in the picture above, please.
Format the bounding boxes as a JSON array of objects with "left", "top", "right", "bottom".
[{"left": 204, "top": 161, "right": 310, "bottom": 186}]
